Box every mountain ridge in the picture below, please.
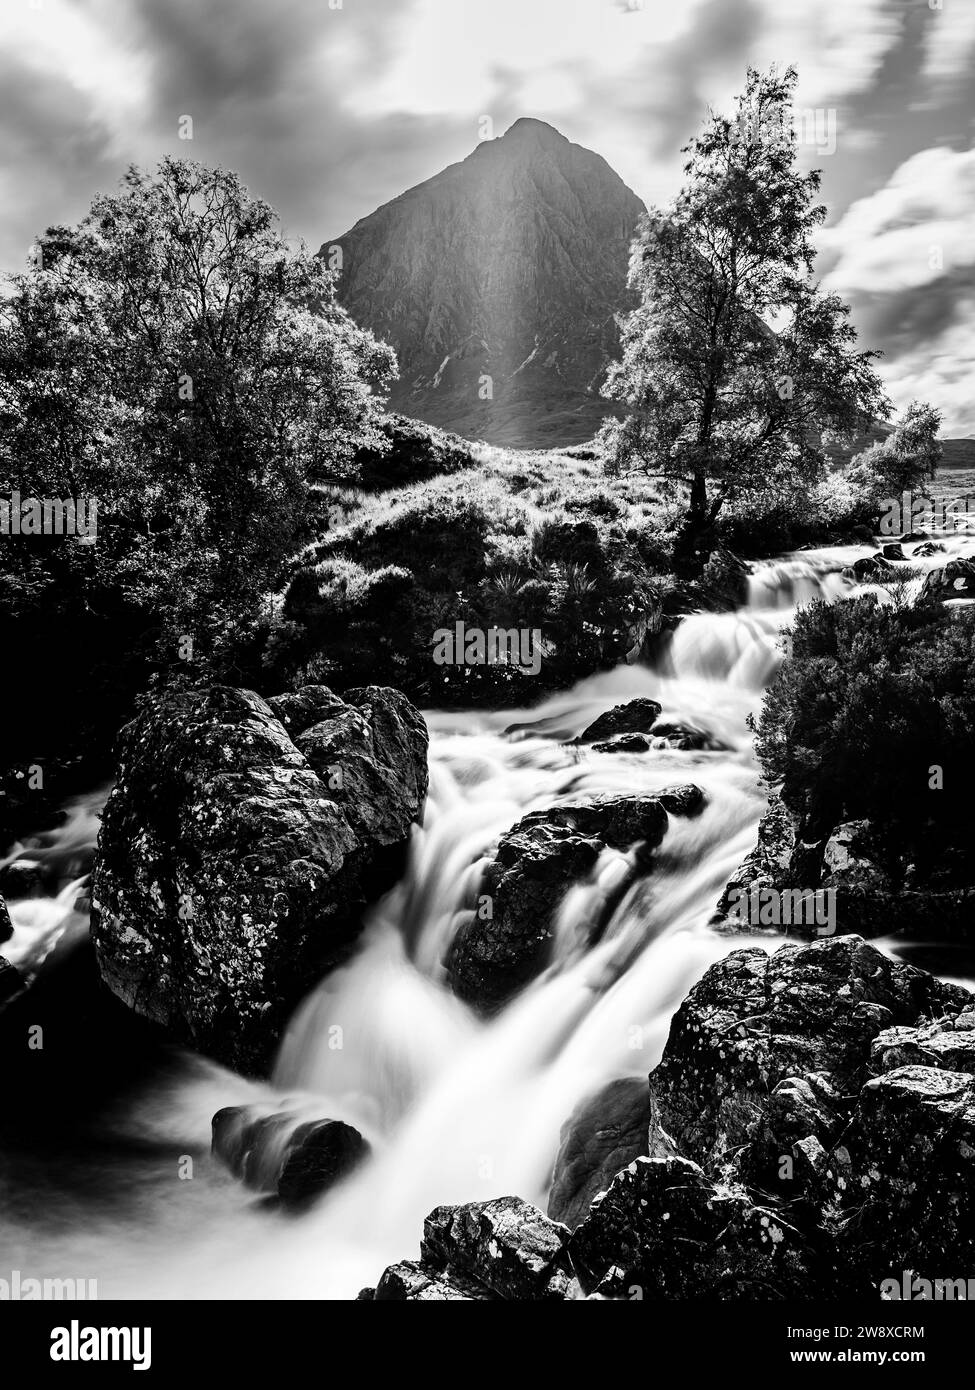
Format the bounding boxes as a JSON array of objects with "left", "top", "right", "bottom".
[{"left": 322, "top": 118, "right": 646, "bottom": 447}]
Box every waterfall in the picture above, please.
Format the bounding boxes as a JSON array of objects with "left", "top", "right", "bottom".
[{"left": 0, "top": 541, "right": 948, "bottom": 1297}]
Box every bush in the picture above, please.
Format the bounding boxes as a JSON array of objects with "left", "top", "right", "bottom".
[
  {"left": 267, "top": 471, "right": 664, "bottom": 704},
  {"left": 755, "top": 595, "right": 975, "bottom": 887}
]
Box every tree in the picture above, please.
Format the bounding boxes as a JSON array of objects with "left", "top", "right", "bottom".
[
  {"left": 0, "top": 158, "right": 395, "bottom": 665},
  {"left": 600, "top": 66, "right": 890, "bottom": 568},
  {"left": 844, "top": 400, "right": 943, "bottom": 527}
]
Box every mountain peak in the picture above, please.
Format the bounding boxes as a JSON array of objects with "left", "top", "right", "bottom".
[
  {"left": 327, "top": 125, "right": 646, "bottom": 447},
  {"left": 499, "top": 117, "right": 569, "bottom": 147}
]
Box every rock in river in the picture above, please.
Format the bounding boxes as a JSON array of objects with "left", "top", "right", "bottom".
[
  {"left": 91, "top": 682, "right": 428, "bottom": 1073},
  {"left": 446, "top": 787, "right": 705, "bottom": 1011}
]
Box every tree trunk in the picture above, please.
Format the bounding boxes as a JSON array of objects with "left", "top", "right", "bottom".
[{"left": 675, "top": 471, "right": 714, "bottom": 578}]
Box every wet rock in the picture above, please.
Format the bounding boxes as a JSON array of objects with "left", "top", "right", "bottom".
[
  {"left": 880, "top": 543, "right": 906, "bottom": 562},
  {"left": 655, "top": 783, "right": 706, "bottom": 818},
  {"left": 840, "top": 1065, "right": 975, "bottom": 1280},
  {"left": 211, "top": 1104, "right": 369, "bottom": 1207},
  {"left": 0, "top": 892, "right": 11, "bottom": 946},
  {"left": 647, "top": 935, "right": 967, "bottom": 1173},
  {"left": 577, "top": 699, "right": 662, "bottom": 744},
  {"left": 0, "top": 955, "right": 23, "bottom": 1007},
  {"left": 0, "top": 860, "right": 45, "bottom": 900},
  {"left": 912, "top": 541, "right": 945, "bottom": 558},
  {"left": 589, "top": 722, "right": 720, "bottom": 754},
  {"left": 277, "top": 1119, "right": 370, "bottom": 1206},
  {"left": 372, "top": 1262, "right": 494, "bottom": 1301},
  {"left": 869, "top": 1004, "right": 975, "bottom": 1076},
  {"left": 371, "top": 1198, "right": 577, "bottom": 1300},
  {"left": 842, "top": 553, "right": 895, "bottom": 583},
  {"left": 569, "top": 1155, "right": 812, "bottom": 1299},
  {"left": 647, "top": 721, "right": 718, "bottom": 751},
  {"left": 821, "top": 821, "right": 890, "bottom": 893},
  {"left": 712, "top": 793, "right": 797, "bottom": 930},
  {"left": 447, "top": 788, "right": 705, "bottom": 1011},
  {"left": 590, "top": 733, "right": 651, "bottom": 754},
  {"left": 717, "top": 802, "right": 975, "bottom": 942},
  {"left": 91, "top": 682, "right": 428, "bottom": 1073},
  {"left": 548, "top": 1077, "right": 650, "bottom": 1229},
  {"left": 921, "top": 557, "right": 975, "bottom": 601}
]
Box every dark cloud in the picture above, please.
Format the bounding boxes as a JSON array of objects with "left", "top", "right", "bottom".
[{"left": 0, "top": 52, "right": 119, "bottom": 271}]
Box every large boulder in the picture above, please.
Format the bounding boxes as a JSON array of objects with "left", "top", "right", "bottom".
[
  {"left": 842, "top": 553, "right": 895, "bottom": 583},
  {"left": 90, "top": 682, "right": 428, "bottom": 1072},
  {"left": 576, "top": 699, "right": 662, "bottom": 744},
  {"left": 548, "top": 1076, "right": 651, "bottom": 1229},
  {"left": 570, "top": 1155, "right": 813, "bottom": 1299},
  {"left": 447, "top": 787, "right": 705, "bottom": 1011},
  {"left": 840, "top": 1065, "right": 975, "bottom": 1282},
  {"left": 0, "top": 892, "right": 11, "bottom": 946},
  {"left": 211, "top": 1104, "right": 369, "bottom": 1207},
  {"left": 921, "top": 557, "right": 975, "bottom": 601},
  {"left": 0, "top": 860, "right": 44, "bottom": 900},
  {"left": 647, "top": 935, "right": 967, "bottom": 1181},
  {"left": 367, "top": 1197, "right": 577, "bottom": 1301},
  {"left": 716, "top": 803, "right": 975, "bottom": 942}
]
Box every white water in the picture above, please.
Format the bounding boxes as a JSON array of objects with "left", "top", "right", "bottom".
[{"left": 3, "top": 533, "right": 973, "bottom": 1298}]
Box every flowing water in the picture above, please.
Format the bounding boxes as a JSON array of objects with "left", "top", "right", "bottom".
[{"left": 2, "top": 534, "right": 973, "bottom": 1298}]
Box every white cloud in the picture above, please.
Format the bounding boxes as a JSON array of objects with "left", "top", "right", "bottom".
[
  {"left": 882, "top": 303, "right": 975, "bottom": 437},
  {"left": 820, "top": 146, "right": 975, "bottom": 435},
  {"left": 920, "top": 0, "right": 975, "bottom": 80}
]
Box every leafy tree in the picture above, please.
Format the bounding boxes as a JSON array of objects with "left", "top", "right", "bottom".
[
  {"left": 600, "top": 66, "right": 889, "bottom": 568},
  {"left": 847, "top": 400, "right": 943, "bottom": 518},
  {"left": 0, "top": 158, "right": 395, "bottom": 666}
]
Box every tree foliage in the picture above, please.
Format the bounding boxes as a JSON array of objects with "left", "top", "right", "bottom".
[
  {"left": 755, "top": 595, "right": 975, "bottom": 884},
  {"left": 600, "top": 66, "right": 890, "bottom": 557},
  {"left": 0, "top": 158, "right": 395, "bottom": 663}
]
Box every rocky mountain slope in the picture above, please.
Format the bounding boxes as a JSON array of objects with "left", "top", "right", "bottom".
[{"left": 322, "top": 118, "right": 645, "bottom": 448}]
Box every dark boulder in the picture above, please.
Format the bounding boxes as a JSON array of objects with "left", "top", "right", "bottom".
[
  {"left": 842, "top": 554, "right": 894, "bottom": 583},
  {"left": 880, "top": 543, "right": 906, "bottom": 561},
  {"left": 647, "top": 721, "right": 718, "bottom": 751},
  {"left": 570, "top": 1155, "right": 812, "bottom": 1299},
  {"left": 647, "top": 936, "right": 967, "bottom": 1178},
  {"left": 0, "top": 860, "right": 45, "bottom": 900},
  {"left": 912, "top": 541, "right": 945, "bottom": 558},
  {"left": 590, "top": 733, "right": 651, "bottom": 754},
  {"left": 577, "top": 699, "right": 662, "bottom": 743},
  {"left": 91, "top": 682, "right": 428, "bottom": 1073},
  {"left": 372, "top": 1197, "right": 577, "bottom": 1300},
  {"left": 211, "top": 1104, "right": 369, "bottom": 1207},
  {"left": 548, "top": 1076, "right": 650, "bottom": 1229},
  {"left": 0, "top": 954, "right": 23, "bottom": 1007},
  {"left": 921, "top": 557, "right": 975, "bottom": 601},
  {"left": 839, "top": 1065, "right": 975, "bottom": 1282},
  {"left": 447, "top": 788, "right": 705, "bottom": 1011},
  {"left": 371, "top": 1263, "right": 494, "bottom": 1300},
  {"left": 712, "top": 793, "right": 797, "bottom": 930},
  {"left": 0, "top": 892, "right": 12, "bottom": 946}
]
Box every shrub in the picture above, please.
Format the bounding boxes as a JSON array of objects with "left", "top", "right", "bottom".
[{"left": 755, "top": 595, "right": 975, "bottom": 886}]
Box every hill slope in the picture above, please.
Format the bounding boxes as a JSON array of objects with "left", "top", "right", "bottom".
[{"left": 322, "top": 119, "right": 645, "bottom": 448}]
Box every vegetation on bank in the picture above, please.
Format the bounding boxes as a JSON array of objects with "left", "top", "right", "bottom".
[{"left": 755, "top": 594, "right": 975, "bottom": 890}]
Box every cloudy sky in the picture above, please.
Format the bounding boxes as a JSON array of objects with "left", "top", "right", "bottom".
[{"left": 3, "top": 0, "right": 974, "bottom": 432}]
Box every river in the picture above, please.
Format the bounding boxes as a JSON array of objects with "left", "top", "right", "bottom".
[{"left": 1, "top": 534, "right": 972, "bottom": 1298}]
